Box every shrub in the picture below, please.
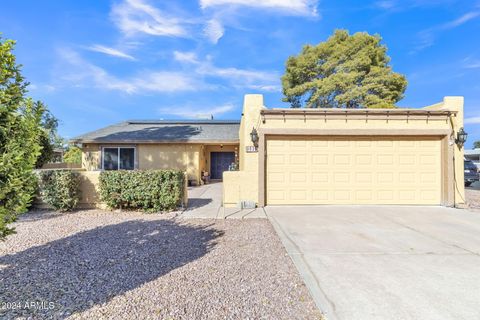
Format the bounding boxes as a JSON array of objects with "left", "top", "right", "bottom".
[
  {"left": 63, "top": 146, "right": 82, "bottom": 164},
  {"left": 1, "top": 37, "right": 46, "bottom": 239},
  {"left": 38, "top": 170, "right": 81, "bottom": 211},
  {"left": 99, "top": 170, "right": 184, "bottom": 212}
]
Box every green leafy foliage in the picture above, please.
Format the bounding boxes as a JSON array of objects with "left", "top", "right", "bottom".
[
  {"left": 474, "top": 141, "right": 480, "bottom": 149},
  {"left": 38, "top": 170, "right": 81, "bottom": 211},
  {"left": 0, "top": 37, "right": 45, "bottom": 239},
  {"left": 35, "top": 107, "right": 64, "bottom": 168},
  {"left": 99, "top": 170, "right": 184, "bottom": 212},
  {"left": 282, "top": 29, "right": 407, "bottom": 109},
  {"left": 63, "top": 146, "right": 82, "bottom": 164},
  {"left": 36, "top": 133, "right": 54, "bottom": 168}
]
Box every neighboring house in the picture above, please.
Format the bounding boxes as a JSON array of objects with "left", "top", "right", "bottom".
[
  {"left": 70, "top": 120, "right": 240, "bottom": 185},
  {"left": 72, "top": 94, "right": 466, "bottom": 208},
  {"left": 465, "top": 149, "right": 480, "bottom": 169}
]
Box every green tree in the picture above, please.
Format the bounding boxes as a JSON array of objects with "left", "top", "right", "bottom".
[
  {"left": 474, "top": 141, "right": 480, "bottom": 149},
  {"left": 63, "top": 146, "right": 82, "bottom": 164},
  {"left": 35, "top": 107, "right": 64, "bottom": 168},
  {"left": 0, "top": 37, "right": 45, "bottom": 239},
  {"left": 282, "top": 29, "right": 408, "bottom": 109}
]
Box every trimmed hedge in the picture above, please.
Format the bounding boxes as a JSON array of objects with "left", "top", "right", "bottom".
[
  {"left": 38, "top": 170, "right": 81, "bottom": 211},
  {"left": 99, "top": 170, "right": 184, "bottom": 212}
]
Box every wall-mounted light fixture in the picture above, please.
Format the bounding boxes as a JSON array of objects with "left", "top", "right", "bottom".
[
  {"left": 455, "top": 127, "right": 468, "bottom": 148},
  {"left": 250, "top": 127, "right": 259, "bottom": 147}
]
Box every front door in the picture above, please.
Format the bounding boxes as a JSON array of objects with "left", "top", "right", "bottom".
[{"left": 210, "top": 152, "right": 235, "bottom": 180}]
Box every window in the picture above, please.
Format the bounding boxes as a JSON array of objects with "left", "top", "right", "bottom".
[{"left": 102, "top": 147, "right": 135, "bottom": 170}]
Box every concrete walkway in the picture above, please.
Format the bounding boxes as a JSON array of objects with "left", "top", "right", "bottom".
[
  {"left": 180, "top": 182, "right": 266, "bottom": 219},
  {"left": 266, "top": 206, "right": 480, "bottom": 320}
]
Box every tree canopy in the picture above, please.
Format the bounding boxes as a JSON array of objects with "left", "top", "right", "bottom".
[
  {"left": 0, "top": 37, "right": 48, "bottom": 239},
  {"left": 35, "top": 107, "right": 64, "bottom": 168},
  {"left": 474, "top": 141, "right": 480, "bottom": 149},
  {"left": 282, "top": 29, "right": 408, "bottom": 109},
  {"left": 63, "top": 146, "right": 82, "bottom": 164}
]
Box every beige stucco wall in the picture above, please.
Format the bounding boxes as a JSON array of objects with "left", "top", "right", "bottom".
[
  {"left": 223, "top": 95, "right": 264, "bottom": 207},
  {"left": 82, "top": 144, "right": 101, "bottom": 171},
  {"left": 34, "top": 170, "right": 105, "bottom": 209},
  {"left": 81, "top": 143, "right": 201, "bottom": 182},
  {"left": 425, "top": 97, "right": 465, "bottom": 204},
  {"left": 80, "top": 143, "right": 241, "bottom": 185},
  {"left": 138, "top": 144, "right": 201, "bottom": 182},
  {"left": 223, "top": 171, "right": 258, "bottom": 206},
  {"left": 223, "top": 94, "right": 465, "bottom": 207},
  {"left": 42, "top": 163, "right": 82, "bottom": 169}
]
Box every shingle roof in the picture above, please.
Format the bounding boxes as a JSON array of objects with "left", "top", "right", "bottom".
[{"left": 70, "top": 120, "right": 240, "bottom": 144}]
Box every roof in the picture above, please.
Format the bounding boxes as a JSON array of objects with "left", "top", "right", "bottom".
[
  {"left": 465, "top": 149, "right": 480, "bottom": 156},
  {"left": 70, "top": 120, "right": 240, "bottom": 144}
]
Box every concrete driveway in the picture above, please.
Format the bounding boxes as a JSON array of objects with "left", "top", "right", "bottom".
[{"left": 266, "top": 206, "right": 480, "bottom": 320}]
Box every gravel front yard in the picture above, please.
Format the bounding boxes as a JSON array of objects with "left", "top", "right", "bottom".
[
  {"left": 0, "top": 210, "right": 321, "bottom": 319},
  {"left": 466, "top": 186, "right": 480, "bottom": 210}
]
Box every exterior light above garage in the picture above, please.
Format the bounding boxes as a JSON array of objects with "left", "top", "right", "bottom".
[
  {"left": 250, "top": 127, "right": 259, "bottom": 147},
  {"left": 456, "top": 127, "right": 468, "bottom": 148}
]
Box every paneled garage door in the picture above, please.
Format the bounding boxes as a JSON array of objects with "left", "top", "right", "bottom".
[{"left": 266, "top": 136, "right": 442, "bottom": 205}]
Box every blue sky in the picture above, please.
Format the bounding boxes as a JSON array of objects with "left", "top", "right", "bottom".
[{"left": 1, "top": 0, "right": 479, "bottom": 146}]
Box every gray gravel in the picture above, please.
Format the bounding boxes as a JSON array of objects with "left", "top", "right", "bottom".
[
  {"left": 466, "top": 187, "right": 480, "bottom": 209},
  {"left": 0, "top": 210, "right": 321, "bottom": 319}
]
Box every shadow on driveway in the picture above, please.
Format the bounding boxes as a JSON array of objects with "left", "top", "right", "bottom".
[
  {"left": 183, "top": 198, "right": 213, "bottom": 210},
  {"left": 0, "top": 219, "right": 222, "bottom": 318}
]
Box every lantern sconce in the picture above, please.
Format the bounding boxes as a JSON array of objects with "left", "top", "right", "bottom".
[
  {"left": 455, "top": 127, "right": 468, "bottom": 148},
  {"left": 250, "top": 127, "right": 259, "bottom": 147}
]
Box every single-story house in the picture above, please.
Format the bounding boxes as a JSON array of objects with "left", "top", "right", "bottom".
[
  {"left": 72, "top": 94, "right": 466, "bottom": 208},
  {"left": 71, "top": 120, "right": 241, "bottom": 185}
]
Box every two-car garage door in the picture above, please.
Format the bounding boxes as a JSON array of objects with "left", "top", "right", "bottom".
[{"left": 266, "top": 136, "right": 442, "bottom": 205}]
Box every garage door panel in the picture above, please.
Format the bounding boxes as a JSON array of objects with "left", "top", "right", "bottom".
[{"left": 266, "top": 136, "right": 442, "bottom": 205}]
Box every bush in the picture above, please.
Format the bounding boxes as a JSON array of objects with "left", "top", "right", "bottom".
[
  {"left": 64, "top": 146, "right": 82, "bottom": 164},
  {"left": 1, "top": 37, "right": 47, "bottom": 239},
  {"left": 38, "top": 170, "right": 81, "bottom": 211},
  {"left": 99, "top": 170, "right": 184, "bottom": 212}
]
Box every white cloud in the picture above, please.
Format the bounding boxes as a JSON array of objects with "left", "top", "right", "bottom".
[
  {"left": 375, "top": 0, "right": 458, "bottom": 11},
  {"left": 465, "top": 116, "right": 480, "bottom": 124},
  {"left": 28, "top": 84, "right": 56, "bottom": 93},
  {"left": 465, "top": 62, "right": 480, "bottom": 69},
  {"left": 199, "top": 0, "right": 318, "bottom": 44},
  {"left": 173, "top": 51, "right": 199, "bottom": 64},
  {"left": 87, "top": 44, "right": 136, "bottom": 60},
  {"left": 462, "top": 56, "right": 480, "bottom": 69},
  {"left": 245, "top": 84, "right": 281, "bottom": 92},
  {"left": 111, "top": 0, "right": 187, "bottom": 37},
  {"left": 58, "top": 48, "right": 200, "bottom": 93},
  {"left": 442, "top": 11, "right": 480, "bottom": 29},
  {"left": 200, "top": 0, "right": 318, "bottom": 16},
  {"left": 158, "top": 103, "right": 235, "bottom": 117},
  {"left": 198, "top": 63, "right": 279, "bottom": 82},
  {"left": 203, "top": 19, "right": 225, "bottom": 44},
  {"left": 413, "top": 10, "right": 480, "bottom": 52},
  {"left": 173, "top": 53, "right": 281, "bottom": 92},
  {"left": 134, "top": 72, "right": 200, "bottom": 92},
  {"left": 58, "top": 47, "right": 279, "bottom": 94},
  {"left": 375, "top": 0, "right": 397, "bottom": 9}
]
